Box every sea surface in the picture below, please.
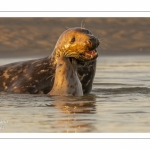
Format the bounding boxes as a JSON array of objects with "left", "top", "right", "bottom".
[{"left": 0, "top": 55, "right": 150, "bottom": 133}]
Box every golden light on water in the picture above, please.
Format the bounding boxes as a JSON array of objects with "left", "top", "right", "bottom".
[{"left": 50, "top": 95, "right": 96, "bottom": 133}]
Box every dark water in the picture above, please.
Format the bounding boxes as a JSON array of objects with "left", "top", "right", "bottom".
[{"left": 0, "top": 55, "right": 150, "bottom": 132}]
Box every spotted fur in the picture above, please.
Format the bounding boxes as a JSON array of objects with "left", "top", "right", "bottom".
[
  {"left": 0, "top": 27, "right": 99, "bottom": 94},
  {"left": 49, "top": 53, "right": 83, "bottom": 96}
]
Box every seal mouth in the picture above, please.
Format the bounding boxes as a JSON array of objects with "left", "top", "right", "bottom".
[
  {"left": 84, "top": 49, "right": 98, "bottom": 60},
  {"left": 78, "top": 49, "right": 98, "bottom": 62}
]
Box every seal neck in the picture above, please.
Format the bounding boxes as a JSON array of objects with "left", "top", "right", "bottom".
[{"left": 48, "top": 47, "right": 58, "bottom": 66}]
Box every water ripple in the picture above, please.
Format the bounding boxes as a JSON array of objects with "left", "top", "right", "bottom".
[{"left": 92, "top": 87, "right": 150, "bottom": 95}]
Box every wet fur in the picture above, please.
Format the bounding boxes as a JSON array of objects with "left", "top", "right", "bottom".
[
  {"left": 49, "top": 55, "right": 83, "bottom": 96},
  {"left": 0, "top": 27, "right": 99, "bottom": 94}
]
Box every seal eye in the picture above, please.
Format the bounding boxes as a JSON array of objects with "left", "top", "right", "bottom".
[{"left": 70, "top": 37, "right": 75, "bottom": 43}]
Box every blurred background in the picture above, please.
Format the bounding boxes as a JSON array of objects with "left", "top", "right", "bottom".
[{"left": 0, "top": 17, "right": 150, "bottom": 58}]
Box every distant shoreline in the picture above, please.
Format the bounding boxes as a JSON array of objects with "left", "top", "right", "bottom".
[{"left": 0, "top": 18, "right": 150, "bottom": 57}]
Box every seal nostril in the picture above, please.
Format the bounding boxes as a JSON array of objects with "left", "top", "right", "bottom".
[{"left": 88, "top": 37, "right": 100, "bottom": 49}]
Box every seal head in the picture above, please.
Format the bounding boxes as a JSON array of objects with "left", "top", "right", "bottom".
[{"left": 53, "top": 27, "right": 99, "bottom": 64}]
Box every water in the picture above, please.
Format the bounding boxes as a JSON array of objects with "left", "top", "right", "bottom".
[{"left": 0, "top": 55, "right": 150, "bottom": 133}]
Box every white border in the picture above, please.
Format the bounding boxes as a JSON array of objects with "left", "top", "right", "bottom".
[
  {"left": 0, "top": 11, "right": 150, "bottom": 17},
  {"left": 0, "top": 0, "right": 150, "bottom": 12},
  {"left": 1, "top": 138, "right": 150, "bottom": 150},
  {"left": 0, "top": 2, "right": 150, "bottom": 150},
  {"left": 0, "top": 133, "right": 150, "bottom": 138}
]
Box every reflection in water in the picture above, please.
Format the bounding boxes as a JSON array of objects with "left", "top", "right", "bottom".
[
  {"left": 0, "top": 93, "right": 96, "bottom": 133},
  {"left": 1, "top": 56, "right": 150, "bottom": 132},
  {"left": 49, "top": 95, "right": 96, "bottom": 132}
]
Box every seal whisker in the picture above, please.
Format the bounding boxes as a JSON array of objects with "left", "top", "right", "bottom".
[
  {"left": 81, "top": 20, "right": 85, "bottom": 29},
  {"left": 84, "top": 62, "right": 90, "bottom": 67},
  {"left": 98, "top": 37, "right": 107, "bottom": 50},
  {"left": 65, "top": 26, "right": 70, "bottom": 29},
  {"left": 46, "top": 74, "right": 54, "bottom": 81},
  {"left": 64, "top": 50, "right": 79, "bottom": 58},
  {"left": 47, "top": 74, "right": 55, "bottom": 82}
]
